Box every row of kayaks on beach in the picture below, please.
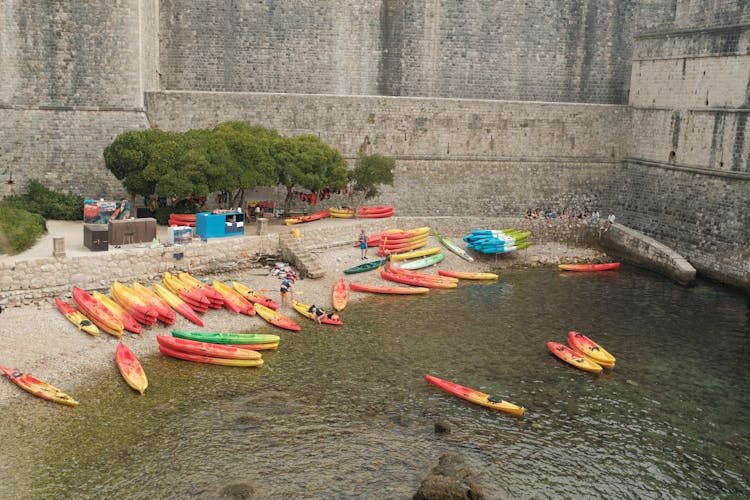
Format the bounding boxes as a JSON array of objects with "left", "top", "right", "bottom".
[{"left": 285, "top": 205, "right": 395, "bottom": 224}]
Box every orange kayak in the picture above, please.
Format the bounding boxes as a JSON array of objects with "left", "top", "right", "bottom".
[
  {"left": 178, "top": 272, "right": 225, "bottom": 307},
  {"left": 424, "top": 374, "right": 524, "bottom": 416},
  {"left": 380, "top": 271, "right": 457, "bottom": 289},
  {"left": 231, "top": 281, "right": 280, "bottom": 310},
  {"left": 152, "top": 283, "right": 205, "bottom": 327},
  {"left": 547, "top": 341, "right": 602, "bottom": 373},
  {"left": 115, "top": 343, "right": 148, "bottom": 394},
  {"left": 72, "top": 286, "right": 124, "bottom": 337},
  {"left": 558, "top": 262, "right": 620, "bottom": 272},
  {"left": 253, "top": 303, "right": 301, "bottom": 332},
  {"left": 131, "top": 282, "right": 176, "bottom": 325},
  {"left": 158, "top": 345, "right": 263, "bottom": 367},
  {"left": 332, "top": 278, "right": 348, "bottom": 311},
  {"left": 156, "top": 335, "right": 261, "bottom": 360},
  {"left": 567, "top": 331, "right": 616, "bottom": 368},
  {"left": 92, "top": 291, "right": 143, "bottom": 334},
  {"left": 348, "top": 282, "right": 430, "bottom": 295},
  {"left": 212, "top": 281, "right": 255, "bottom": 315},
  {"left": 1, "top": 365, "right": 79, "bottom": 406}
]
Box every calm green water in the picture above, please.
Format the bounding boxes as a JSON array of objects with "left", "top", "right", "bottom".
[{"left": 1, "top": 267, "right": 748, "bottom": 499}]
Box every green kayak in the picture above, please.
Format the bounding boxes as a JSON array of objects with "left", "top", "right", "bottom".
[
  {"left": 171, "top": 330, "right": 280, "bottom": 345},
  {"left": 397, "top": 253, "right": 445, "bottom": 270},
  {"left": 343, "top": 258, "right": 387, "bottom": 274},
  {"left": 434, "top": 229, "right": 474, "bottom": 262}
]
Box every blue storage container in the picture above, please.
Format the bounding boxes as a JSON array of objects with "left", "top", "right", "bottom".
[{"left": 195, "top": 211, "right": 245, "bottom": 239}]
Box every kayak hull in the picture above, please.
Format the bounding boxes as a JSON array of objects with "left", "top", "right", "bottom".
[
  {"left": 253, "top": 302, "right": 302, "bottom": 331},
  {"left": 332, "top": 278, "right": 348, "bottom": 311},
  {"left": 424, "top": 374, "right": 524, "bottom": 416},
  {"left": 438, "top": 270, "right": 499, "bottom": 280},
  {"left": 547, "top": 341, "right": 603, "bottom": 373},
  {"left": 0, "top": 365, "right": 79, "bottom": 406},
  {"left": 157, "top": 335, "right": 261, "bottom": 360},
  {"left": 159, "top": 345, "right": 263, "bottom": 367},
  {"left": 55, "top": 297, "right": 99, "bottom": 336},
  {"left": 558, "top": 263, "right": 621, "bottom": 272},
  {"left": 567, "top": 331, "right": 616, "bottom": 368},
  {"left": 171, "top": 330, "right": 280, "bottom": 345},
  {"left": 115, "top": 343, "right": 148, "bottom": 394},
  {"left": 348, "top": 281, "right": 430, "bottom": 294}
]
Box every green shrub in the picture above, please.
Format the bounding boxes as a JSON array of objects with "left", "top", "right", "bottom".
[
  {"left": 0, "top": 205, "right": 46, "bottom": 254},
  {"left": 2, "top": 180, "right": 84, "bottom": 220}
]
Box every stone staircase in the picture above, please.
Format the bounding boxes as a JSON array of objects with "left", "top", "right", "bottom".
[{"left": 278, "top": 232, "right": 325, "bottom": 279}]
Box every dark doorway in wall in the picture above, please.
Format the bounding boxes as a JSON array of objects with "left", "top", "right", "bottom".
[{"left": 668, "top": 151, "right": 676, "bottom": 163}]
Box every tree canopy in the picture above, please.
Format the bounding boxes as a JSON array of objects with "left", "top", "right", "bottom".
[{"left": 103, "top": 122, "right": 393, "bottom": 214}]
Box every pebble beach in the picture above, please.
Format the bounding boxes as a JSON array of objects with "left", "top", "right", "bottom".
[{"left": 0, "top": 217, "right": 605, "bottom": 406}]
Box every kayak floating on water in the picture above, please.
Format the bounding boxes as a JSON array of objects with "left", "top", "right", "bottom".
[
  {"left": 546, "top": 341, "right": 602, "bottom": 373},
  {"left": 558, "top": 262, "right": 620, "bottom": 272},
  {"left": 424, "top": 374, "right": 524, "bottom": 416},
  {"left": 567, "top": 331, "right": 616, "bottom": 368}
]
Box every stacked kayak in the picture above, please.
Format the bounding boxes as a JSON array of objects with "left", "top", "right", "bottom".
[
  {"left": 357, "top": 205, "right": 394, "bottom": 218},
  {"left": 329, "top": 207, "right": 355, "bottom": 218},
  {"left": 376, "top": 227, "right": 430, "bottom": 255},
  {"left": 438, "top": 269, "right": 499, "bottom": 281},
  {"left": 231, "top": 281, "right": 279, "bottom": 310},
  {"left": 463, "top": 229, "right": 532, "bottom": 254},
  {"left": 72, "top": 286, "right": 125, "bottom": 337},
  {"left": 160, "top": 332, "right": 266, "bottom": 367}
]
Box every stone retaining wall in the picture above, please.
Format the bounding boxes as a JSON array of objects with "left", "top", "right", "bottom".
[{"left": 0, "top": 233, "right": 279, "bottom": 308}]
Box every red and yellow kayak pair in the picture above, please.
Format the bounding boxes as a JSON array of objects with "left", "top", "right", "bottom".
[{"left": 547, "top": 331, "right": 616, "bottom": 373}]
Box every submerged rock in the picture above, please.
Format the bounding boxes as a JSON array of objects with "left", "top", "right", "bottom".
[{"left": 414, "top": 453, "right": 485, "bottom": 500}]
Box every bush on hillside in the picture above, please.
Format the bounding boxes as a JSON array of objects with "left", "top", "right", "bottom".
[
  {"left": 0, "top": 205, "right": 46, "bottom": 254},
  {"left": 2, "top": 180, "right": 84, "bottom": 220}
]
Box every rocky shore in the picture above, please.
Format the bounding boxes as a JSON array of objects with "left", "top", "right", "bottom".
[{"left": 0, "top": 217, "right": 606, "bottom": 407}]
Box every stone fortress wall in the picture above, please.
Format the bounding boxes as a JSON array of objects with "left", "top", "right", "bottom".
[{"left": 0, "top": 0, "right": 747, "bottom": 290}]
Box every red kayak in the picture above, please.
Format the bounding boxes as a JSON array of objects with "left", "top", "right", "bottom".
[
  {"left": 380, "top": 271, "right": 457, "bottom": 289},
  {"left": 348, "top": 281, "right": 430, "bottom": 295},
  {"left": 0, "top": 365, "right": 79, "bottom": 406},
  {"left": 424, "top": 374, "right": 524, "bottom": 416},
  {"left": 115, "top": 343, "right": 148, "bottom": 394},
  {"left": 156, "top": 335, "right": 261, "bottom": 360},
  {"left": 558, "top": 262, "right": 620, "bottom": 272},
  {"left": 158, "top": 345, "right": 263, "bottom": 367}
]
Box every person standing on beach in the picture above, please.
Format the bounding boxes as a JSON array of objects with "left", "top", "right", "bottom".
[
  {"left": 358, "top": 229, "right": 368, "bottom": 259},
  {"left": 280, "top": 278, "right": 292, "bottom": 306}
]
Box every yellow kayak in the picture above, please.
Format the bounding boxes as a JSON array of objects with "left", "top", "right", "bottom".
[
  {"left": 437, "top": 270, "right": 499, "bottom": 280},
  {"left": 389, "top": 247, "right": 442, "bottom": 262}
]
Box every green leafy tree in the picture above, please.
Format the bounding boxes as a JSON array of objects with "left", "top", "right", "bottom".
[
  {"left": 273, "top": 134, "right": 348, "bottom": 213},
  {"left": 212, "top": 121, "right": 278, "bottom": 207},
  {"left": 103, "top": 129, "right": 172, "bottom": 199},
  {"left": 347, "top": 153, "right": 395, "bottom": 207}
]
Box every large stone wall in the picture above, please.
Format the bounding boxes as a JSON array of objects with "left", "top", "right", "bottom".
[
  {"left": 159, "top": 0, "right": 636, "bottom": 104},
  {"left": 0, "top": 0, "right": 159, "bottom": 198}
]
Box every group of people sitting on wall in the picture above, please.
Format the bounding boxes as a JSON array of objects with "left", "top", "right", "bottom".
[{"left": 524, "top": 207, "right": 615, "bottom": 227}]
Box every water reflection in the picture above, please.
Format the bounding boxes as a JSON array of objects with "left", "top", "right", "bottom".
[{"left": 0, "top": 267, "right": 748, "bottom": 498}]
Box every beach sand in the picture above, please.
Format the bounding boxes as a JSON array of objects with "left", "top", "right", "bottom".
[{"left": 0, "top": 218, "right": 601, "bottom": 406}]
